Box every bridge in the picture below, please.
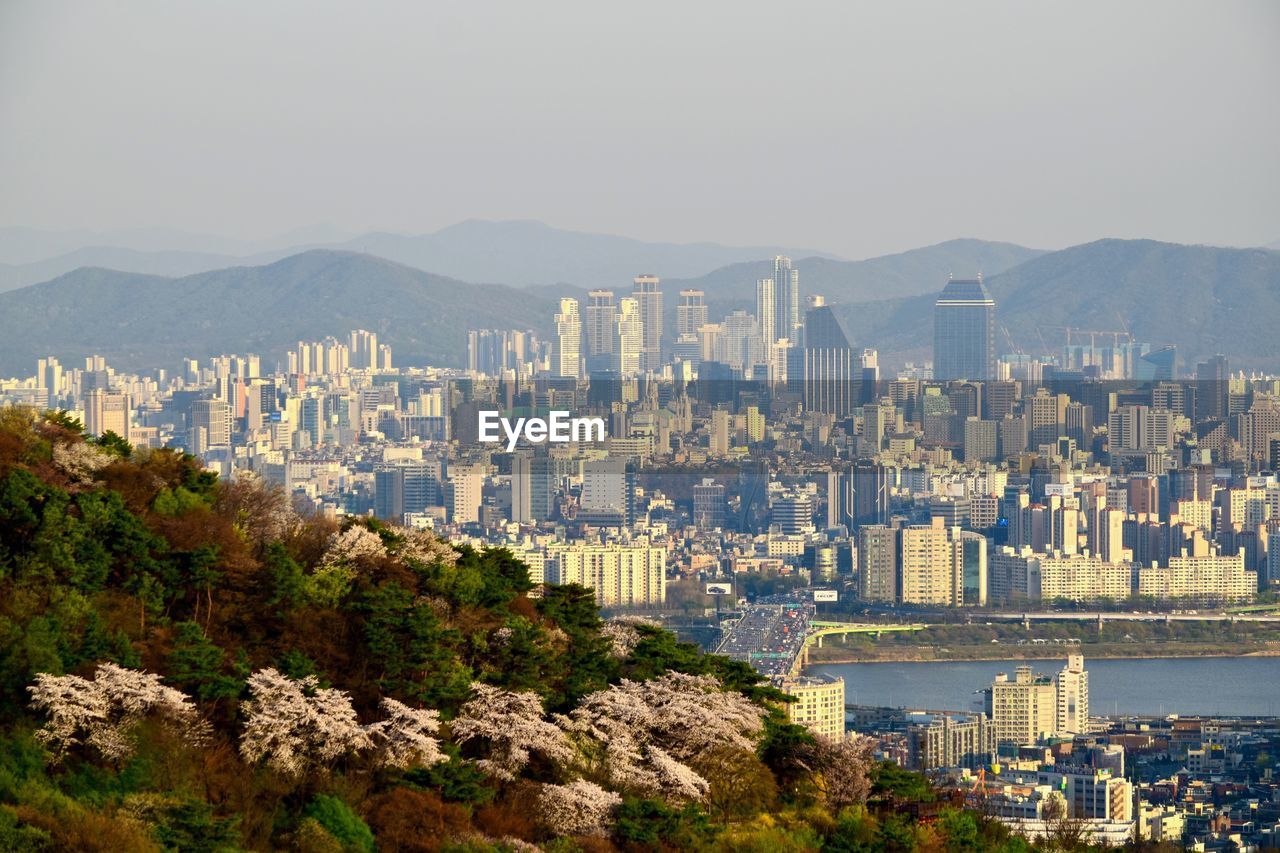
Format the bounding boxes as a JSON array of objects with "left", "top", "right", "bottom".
[{"left": 794, "top": 621, "right": 931, "bottom": 669}]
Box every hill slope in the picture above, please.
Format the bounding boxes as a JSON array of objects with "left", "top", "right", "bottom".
[
  {"left": 0, "top": 251, "right": 556, "bottom": 373},
  {"left": 0, "top": 410, "right": 1026, "bottom": 852}
]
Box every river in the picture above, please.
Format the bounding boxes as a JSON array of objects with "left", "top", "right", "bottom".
[{"left": 809, "top": 656, "right": 1280, "bottom": 717}]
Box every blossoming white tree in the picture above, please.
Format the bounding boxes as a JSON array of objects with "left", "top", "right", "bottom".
[
  {"left": 806, "top": 734, "right": 876, "bottom": 809},
  {"left": 239, "top": 668, "right": 371, "bottom": 776},
  {"left": 366, "top": 697, "right": 447, "bottom": 770},
  {"left": 319, "top": 525, "right": 386, "bottom": 568},
  {"left": 28, "top": 663, "right": 203, "bottom": 761},
  {"left": 558, "top": 672, "right": 765, "bottom": 803},
  {"left": 451, "top": 683, "right": 574, "bottom": 781},
  {"left": 536, "top": 779, "right": 622, "bottom": 837},
  {"left": 51, "top": 441, "right": 113, "bottom": 485},
  {"left": 395, "top": 529, "right": 460, "bottom": 567}
]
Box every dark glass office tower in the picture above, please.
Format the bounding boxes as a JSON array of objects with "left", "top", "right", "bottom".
[
  {"left": 802, "top": 305, "right": 857, "bottom": 415},
  {"left": 933, "top": 276, "right": 996, "bottom": 380}
]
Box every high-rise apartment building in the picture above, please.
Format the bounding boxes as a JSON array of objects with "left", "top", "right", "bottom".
[
  {"left": 676, "top": 289, "right": 708, "bottom": 338},
  {"left": 988, "top": 665, "right": 1059, "bottom": 746},
  {"left": 615, "top": 296, "right": 643, "bottom": 376},
  {"left": 858, "top": 524, "right": 898, "bottom": 602},
  {"left": 544, "top": 543, "right": 666, "bottom": 607},
  {"left": 1055, "top": 654, "right": 1089, "bottom": 737},
  {"left": 899, "top": 524, "right": 965, "bottom": 606},
  {"left": 584, "top": 290, "right": 617, "bottom": 368},
  {"left": 632, "top": 275, "right": 662, "bottom": 373},
  {"left": 554, "top": 298, "right": 581, "bottom": 379},
  {"left": 755, "top": 260, "right": 801, "bottom": 352},
  {"left": 778, "top": 674, "right": 844, "bottom": 740},
  {"left": 933, "top": 276, "right": 996, "bottom": 380}
]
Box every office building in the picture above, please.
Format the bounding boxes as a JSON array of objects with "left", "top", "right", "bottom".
[
  {"left": 803, "top": 304, "right": 857, "bottom": 416},
  {"left": 84, "top": 389, "right": 131, "bottom": 439},
  {"left": 933, "top": 276, "right": 996, "bottom": 380}
]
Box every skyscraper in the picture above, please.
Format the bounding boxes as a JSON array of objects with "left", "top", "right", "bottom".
[
  {"left": 756, "top": 258, "right": 800, "bottom": 350},
  {"left": 584, "top": 290, "right": 616, "bottom": 369},
  {"left": 84, "top": 388, "right": 131, "bottom": 439},
  {"left": 1195, "top": 354, "right": 1229, "bottom": 421},
  {"left": 756, "top": 276, "right": 776, "bottom": 352},
  {"left": 632, "top": 275, "right": 662, "bottom": 373},
  {"left": 803, "top": 304, "right": 857, "bottom": 415},
  {"left": 553, "top": 298, "right": 581, "bottom": 379},
  {"left": 773, "top": 255, "right": 801, "bottom": 345},
  {"left": 933, "top": 276, "right": 996, "bottom": 380},
  {"left": 677, "top": 289, "right": 708, "bottom": 338},
  {"left": 615, "top": 297, "right": 643, "bottom": 376}
]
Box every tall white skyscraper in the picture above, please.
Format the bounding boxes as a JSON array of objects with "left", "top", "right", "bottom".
[
  {"left": 757, "top": 257, "right": 801, "bottom": 353},
  {"left": 615, "top": 296, "right": 642, "bottom": 376},
  {"left": 632, "top": 275, "right": 662, "bottom": 372},
  {"left": 554, "top": 298, "right": 581, "bottom": 379},
  {"left": 756, "top": 276, "right": 776, "bottom": 352},
  {"left": 773, "top": 256, "right": 801, "bottom": 345}
]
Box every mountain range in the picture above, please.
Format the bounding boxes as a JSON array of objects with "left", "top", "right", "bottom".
[
  {"left": 0, "top": 220, "right": 835, "bottom": 293},
  {"left": 0, "top": 252, "right": 556, "bottom": 373},
  {"left": 0, "top": 233, "right": 1277, "bottom": 375},
  {"left": 830, "top": 239, "right": 1280, "bottom": 370}
]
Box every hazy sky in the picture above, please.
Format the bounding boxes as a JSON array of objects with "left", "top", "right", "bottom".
[{"left": 2, "top": 0, "right": 1277, "bottom": 258}]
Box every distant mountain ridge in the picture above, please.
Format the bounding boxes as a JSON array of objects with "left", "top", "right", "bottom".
[
  {"left": 0, "top": 220, "right": 838, "bottom": 293},
  {"left": 657, "top": 238, "right": 1045, "bottom": 323},
  {"left": 2, "top": 238, "right": 1276, "bottom": 375},
  {"left": 0, "top": 251, "right": 557, "bottom": 373},
  {"left": 833, "top": 239, "right": 1280, "bottom": 371}
]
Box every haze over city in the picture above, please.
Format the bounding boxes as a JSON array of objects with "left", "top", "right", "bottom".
[{"left": 2, "top": 0, "right": 1278, "bottom": 258}]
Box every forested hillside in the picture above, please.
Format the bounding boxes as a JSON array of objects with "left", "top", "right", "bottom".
[{"left": 2, "top": 408, "right": 1076, "bottom": 851}]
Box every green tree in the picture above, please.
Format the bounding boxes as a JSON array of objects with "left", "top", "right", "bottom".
[{"left": 166, "top": 621, "right": 241, "bottom": 702}]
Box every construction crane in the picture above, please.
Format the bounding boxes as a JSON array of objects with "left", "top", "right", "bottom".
[{"left": 1000, "top": 324, "right": 1024, "bottom": 356}]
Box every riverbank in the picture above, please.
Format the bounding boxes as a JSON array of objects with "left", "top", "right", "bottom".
[{"left": 805, "top": 640, "right": 1280, "bottom": 664}]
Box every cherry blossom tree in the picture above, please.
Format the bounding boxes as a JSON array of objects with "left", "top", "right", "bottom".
[
  {"left": 599, "top": 621, "right": 643, "bottom": 659},
  {"left": 367, "top": 698, "right": 447, "bottom": 770},
  {"left": 451, "top": 683, "right": 574, "bottom": 781},
  {"left": 51, "top": 441, "right": 113, "bottom": 485},
  {"left": 806, "top": 735, "right": 876, "bottom": 809},
  {"left": 319, "top": 525, "right": 386, "bottom": 568},
  {"left": 395, "top": 529, "right": 460, "bottom": 567},
  {"left": 557, "top": 672, "right": 765, "bottom": 803},
  {"left": 28, "top": 663, "right": 203, "bottom": 762},
  {"left": 239, "top": 668, "right": 370, "bottom": 776},
  {"left": 536, "top": 779, "right": 621, "bottom": 837}
]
